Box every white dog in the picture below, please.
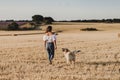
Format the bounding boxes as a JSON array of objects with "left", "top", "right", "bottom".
[{"left": 62, "top": 48, "right": 80, "bottom": 64}]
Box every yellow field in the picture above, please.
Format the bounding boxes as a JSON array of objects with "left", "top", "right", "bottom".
[{"left": 0, "top": 22, "right": 120, "bottom": 80}]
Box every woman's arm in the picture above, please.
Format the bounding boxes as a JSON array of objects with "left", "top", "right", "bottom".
[
  {"left": 43, "top": 35, "right": 47, "bottom": 49},
  {"left": 44, "top": 41, "right": 47, "bottom": 49},
  {"left": 53, "top": 40, "right": 57, "bottom": 50},
  {"left": 53, "top": 34, "right": 57, "bottom": 50}
]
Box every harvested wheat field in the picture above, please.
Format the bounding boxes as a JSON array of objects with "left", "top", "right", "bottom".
[{"left": 0, "top": 22, "right": 120, "bottom": 80}]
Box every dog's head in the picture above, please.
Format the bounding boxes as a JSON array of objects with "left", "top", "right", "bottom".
[{"left": 62, "top": 48, "right": 70, "bottom": 53}]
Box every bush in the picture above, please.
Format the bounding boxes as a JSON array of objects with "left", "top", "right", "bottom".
[
  {"left": 81, "top": 28, "right": 98, "bottom": 31},
  {"left": 44, "top": 17, "right": 54, "bottom": 24},
  {"left": 8, "top": 22, "right": 19, "bottom": 30}
]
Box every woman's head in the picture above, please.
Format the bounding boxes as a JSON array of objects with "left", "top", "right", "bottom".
[{"left": 46, "top": 26, "right": 52, "bottom": 33}]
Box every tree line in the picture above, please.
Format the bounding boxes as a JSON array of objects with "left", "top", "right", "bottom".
[
  {"left": 58, "top": 19, "right": 120, "bottom": 23},
  {"left": 0, "top": 15, "right": 54, "bottom": 30}
]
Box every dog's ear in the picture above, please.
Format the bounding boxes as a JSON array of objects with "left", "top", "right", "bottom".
[
  {"left": 66, "top": 48, "right": 69, "bottom": 52},
  {"left": 77, "top": 50, "right": 81, "bottom": 52},
  {"left": 62, "top": 48, "right": 65, "bottom": 52}
]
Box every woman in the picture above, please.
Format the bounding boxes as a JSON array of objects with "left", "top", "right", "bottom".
[{"left": 43, "top": 26, "right": 57, "bottom": 64}]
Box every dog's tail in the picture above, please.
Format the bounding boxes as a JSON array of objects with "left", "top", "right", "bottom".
[{"left": 72, "top": 50, "right": 81, "bottom": 54}]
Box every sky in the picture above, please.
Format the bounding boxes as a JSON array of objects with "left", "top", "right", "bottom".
[{"left": 0, "top": 0, "right": 120, "bottom": 20}]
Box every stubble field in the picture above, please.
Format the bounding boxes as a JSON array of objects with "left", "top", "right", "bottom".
[{"left": 0, "top": 22, "right": 120, "bottom": 80}]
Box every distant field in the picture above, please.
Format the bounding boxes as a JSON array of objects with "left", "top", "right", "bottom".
[
  {"left": 43, "top": 22, "right": 120, "bottom": 32},
  {"left": 1, "top": 22, "right": 120, "bottom": 34},
  {"left": 0, "top": 22, "right": 120, "bottom": 80},
  {"left": 0, "top": 30, "right": 44, "bottom": 36}
]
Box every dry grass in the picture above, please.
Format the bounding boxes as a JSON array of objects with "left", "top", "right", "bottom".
[{"left": 0, "top": 23, "right": 120, "bottom": 80}]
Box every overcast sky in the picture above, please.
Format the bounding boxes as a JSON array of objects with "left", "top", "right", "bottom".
[{"left": 0, "top": 0, "right": 120, "bottom": 20}]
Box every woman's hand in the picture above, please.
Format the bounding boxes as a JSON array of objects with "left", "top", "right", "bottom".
[{"left": 55, "top": 46, "right": 57, "bottom": 50}]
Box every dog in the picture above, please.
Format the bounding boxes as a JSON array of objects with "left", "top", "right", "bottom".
[
  {"left": 62, "top": 48, "right": 80, "bottom": 65},
  {"left": 118, "top": 33, "right": 120, "bottom": 38}
]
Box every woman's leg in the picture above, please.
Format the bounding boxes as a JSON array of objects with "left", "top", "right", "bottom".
[
  {"left": 46, "top": 43, "right": 55, "bottom": 64},
  {"left": 49, "top": 43, "right": 54, "bottom": 60},
  {"left": 46, "top": 44, "right": 52, "bottom": 64}
]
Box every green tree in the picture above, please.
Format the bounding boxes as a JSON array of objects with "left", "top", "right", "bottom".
[
  {"left": 44, "top": 17, "right": 54, "bottom": 24},
  {"left": 8, "top": 22, "right": 19, "bottom": 30},
  {"left": 32, "top": 15, "right": 44, "bottom": 24}
]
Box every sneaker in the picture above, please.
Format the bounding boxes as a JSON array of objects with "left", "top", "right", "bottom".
[{"left": 49, "top": 61, "right": 52, "bottom": 65}]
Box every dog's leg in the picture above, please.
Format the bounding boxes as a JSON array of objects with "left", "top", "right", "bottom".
[
  {"left": 72, "top": 60, "right": 75, "bottom": 68},
  {"left": 66, "top": 59, "right": 70, "bottom": 64}
]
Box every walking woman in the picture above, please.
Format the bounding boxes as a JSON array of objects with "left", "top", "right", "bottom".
[{"left": 43, "top": 26, "right": 57, "bottom": 64}]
